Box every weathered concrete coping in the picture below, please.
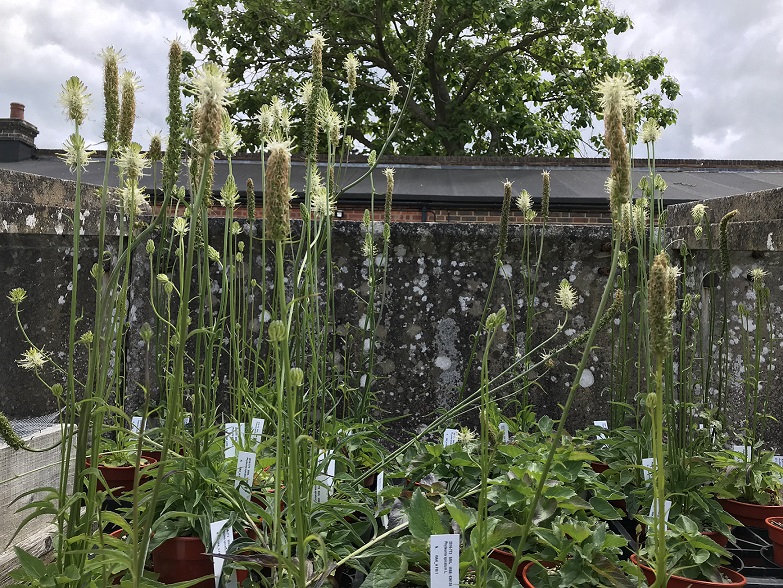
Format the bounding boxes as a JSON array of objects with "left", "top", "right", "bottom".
[
  {"left": 667, "top": 187, "right": 783, "bottom": 252},
  {"left": 0, "top": 168, "right": 120, "bottom": 236}
]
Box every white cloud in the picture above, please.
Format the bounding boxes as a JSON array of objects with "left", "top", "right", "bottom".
[{"left": 0, "top": 0, "right": 192, "bottom": 149}]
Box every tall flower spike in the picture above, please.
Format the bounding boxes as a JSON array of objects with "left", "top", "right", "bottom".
[
  {"left": 384, "top": 168, "right": 395, "bottom": 227},
  {"left": 265, "top": 140, "right": 293, "bottom": 240},
  {"left": 246, "top": 178, "right": 255, "bottom": 221},
  {"left": 190, "top": 63, "right": 232, "bottom": 149},
  {"left": 304, "top": 31, "right": 324, "bottom": 160},
  {"left": 118, "top": 71, "right": 142, "bottom": 148},
  {"left": 649, "top": 252, "right": 674, "bottom": 360},
  {"left": 218, "top": 112, "right": 242, "bottom": 156},
  {"left": 59, "top": 76, "right": 90, "bottom": 126},
  {"left": 719, "top": 210, "right": 739, "bottom": 274},
  {"left": 541, "top": 170, "right": 550, "bottom": 221},
  {"left": 344, "top": 53, "right": 359, "bottom": 93},
  {"left": 163, "top": 40, "right": 184, "bottom": 197},
  {"left": 100, "top": 47, "right": 123, "bottom": 147},
  {"left": 497, "top": 180, "right": 512, "bottom": 258},
  {"left": 597, "top": 73, "right": 634, "bottom": 219},
  {"left": 148, "top": 132, "right": 163, "bottom": 162}
]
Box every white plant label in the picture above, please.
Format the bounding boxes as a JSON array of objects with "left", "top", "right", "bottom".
[
  {"left": 594, "top": 420, "right": 608, "bottom": 440},
  {"left": 498, "top": 422, "right": 510, "bottom": 443},
  {"left": 430, "top": 534, "right": 459, "bottom": 588},
  {"left": 773, "top": 455, "right": 783, "bottom": 468},
  {"left": 648, "top": 499, "right": 672, "bottom": 522},
  {"left": 210, "top": 519, "right": 237, "bottom": 588},
  {"left": 443, "top": 428, "right": 459, "bottom": 447},
  {"left": 376, "top": 470, "right": 389, "bottom": 528},
  {"left": 641, "top": 457, "right": 654, "bottom": 481},
  {"left": 130, "top": 416, "right": 142, "bottom": 434},
  {"left": 250, "top": 418, "right": 265, "bottom": 447},
  {"left": 184, "top": 416, "right": 191, "bottom": 425},
  {"left": 225, "top": 423, "right": 245, "bottom": 458},
  {"left": 732, "top": 444, "right": 750, "bottom": 459},
  {"left": 235, "top": 451, "right": 256, "bottom": 501},
  {"left": 312, "top": 451, "right": 336, "bottom": 504}
]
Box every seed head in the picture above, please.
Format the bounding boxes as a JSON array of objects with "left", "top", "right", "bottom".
[
  {"left": 219, "top": 174, "right": 240, "bottom": 210},
  {"left": 384, "top": 168, "right": 395, "bottom": 227},
  {"left": 148, "top": 132, "right": 164, "bottom": 162},
  {"left": 719, "top": 210, "right": 739, "bottom": 274},
  {"left": 555, "top": 279, "right": 578, "bottom": 311},
  {"left": 59, "top": 76, "right": 91, "bottom": 126},
  {"left": 8, "top": 288, "right": 27, "bottom": 305},
  {"left": 218, "top": 113, "right": 242, "bottom": 156},
  {"left": 118, "top": 71, "right": 142, "bottom": 148},
  {"left": 172, "top": 216, "right": 189, "bottom": 236},
  {"left": 100, "top": 47, "right": 123, "bottom": 146},
  {"left": 515, "top": 189, "right": 532, "bottom": 214},
  {"left": 641, "top": 119, "right": 662, "bottom": 144},
  {"left": 388, "top": 79, "right": 400, "bottom": 99},
  {"left": 17, "top": 347, "right": 48, "bottom": 372},
  {"left": 497, "top": 180, "right": 512, "bottom": 258},
  {"left": 59, "top": 132, "right": 93, "bottom": 173},
  {"left": 344, "top": 53, "right": 359, "bottom": 92},
  {"left": 0, "top": 411, "right": 24, "bottom": 451},
  {"left": 265, "top": 139, "right": 293, "bottom": 240},
  {"left": 541, "top": 170, "right": 550, "bottom": 221},
  {"left": 246, "top": 178, "right": 256, "bottom": 221},
  {"left": 116, "top": 142, "right": 149, "bottom": 182},
  {"left": 649, "top": 253, "right": 674, "bottom": 359},
  {"left": 691, "top": 203, "right": 708, "bottom": 224}
]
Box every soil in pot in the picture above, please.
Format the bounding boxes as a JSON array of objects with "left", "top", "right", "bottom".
[
  {"left": 765, "top": 516, "right": 783, "bottom": 567},
  {"left": 719, "top": 498, "right": 783, "bottom": 529},
  {"left": 151, "top": 536, "right": 214, "bottom": 588},
  {"left": 630, "top": 553, "right": 747, "bottom": 587}
]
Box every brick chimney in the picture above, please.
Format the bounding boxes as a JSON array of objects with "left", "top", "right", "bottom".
[{"left": 0, "top": 103, "right": 39, "bottom": 162}]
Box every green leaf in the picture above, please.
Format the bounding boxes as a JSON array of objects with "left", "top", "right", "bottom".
[
  {"left": 589, "top": 496, "right": 622, "bottom": 520},
  {"left": 532, "top": 497, "right": 558, "bottom": 524},
  {"left": 361, "top": 553, "right": 408, "bottom": 588},
  {"left": 407, "top": 489, "right": 446, "bottom": 540},
  {"left": 443, "top": 495, "right": 477, "bottom": 532},
  {"left": 13, "top": 547, "right": 48, "bottom": 579}
]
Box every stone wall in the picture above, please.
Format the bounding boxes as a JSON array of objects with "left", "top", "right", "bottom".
[{"left": 2, "top": 168, "right": 783, "bottom": 447}]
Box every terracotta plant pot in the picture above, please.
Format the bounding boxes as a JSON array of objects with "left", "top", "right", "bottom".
[
  {"left": 630, "top": 553, "right": 747, "bottom": 587},
  {"left": 702, "top": 530, "right": 729, "bottom": 548},
  {"left": 718, "top": 498, "right": 783, "bottom": 529},
  {"left": 488, "top": 549, "right": 524, "bottom": 582},
  {"left": 765, "top": 516, "right": 783, "bottom": 566},
  {"left": 87, "top": 456, "right": 157, "bottom": 495},
  {"left": 151, "top": 536, "right": 214, "bottom": 588},
  {"left": 517, "top": 560, "right": 557, "bottom": 588}
]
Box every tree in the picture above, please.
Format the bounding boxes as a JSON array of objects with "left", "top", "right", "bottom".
[{"left": 184, "top": 0, "right": 679, "bottom": 156}]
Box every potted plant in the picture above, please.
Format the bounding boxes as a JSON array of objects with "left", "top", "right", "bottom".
[{"left": 632, "top": 514, "right": 747, "bottom": 587}]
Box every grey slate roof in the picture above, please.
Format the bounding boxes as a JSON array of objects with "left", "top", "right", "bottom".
[{"left": 3, "top": 152, "right": 783, "bottom": 211}]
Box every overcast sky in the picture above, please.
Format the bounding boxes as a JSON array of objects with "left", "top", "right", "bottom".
[{"left": 1, "top": 0, "right": 781, "bottom": 160}]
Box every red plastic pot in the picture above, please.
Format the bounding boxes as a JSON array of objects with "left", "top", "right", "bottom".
[
  {"left": 765, "top": 516, "right": 783, "bottom": 566},
  {"left": 590, "top": 461, "right": 609, "bottom": 474},
  {"left": 151, "top": 536, "right": 214, "bottom": 588},
  {"left": 719, "top": 498, "right": 783, "bottom": 529},
  {"left": 517, "top": 560, "right": 557, "bottom": 588},
  {"left": 630, "top": 553, "right": 747, "bottom": 587}
]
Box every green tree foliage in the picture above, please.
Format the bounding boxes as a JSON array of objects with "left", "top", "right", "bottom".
[{"left": 184, "top": 0, "right": 679, "bottom": 156}]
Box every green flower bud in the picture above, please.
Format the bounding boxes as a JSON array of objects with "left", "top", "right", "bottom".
[
  {"left": 268, "top": 319, "right": 287, "bottom": 342},
  {"left": 290, "top": 367, "right": 304, "bottom": 388},
  {"left": 146, "top": 239, "right": 155, "bottom": 255}
]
